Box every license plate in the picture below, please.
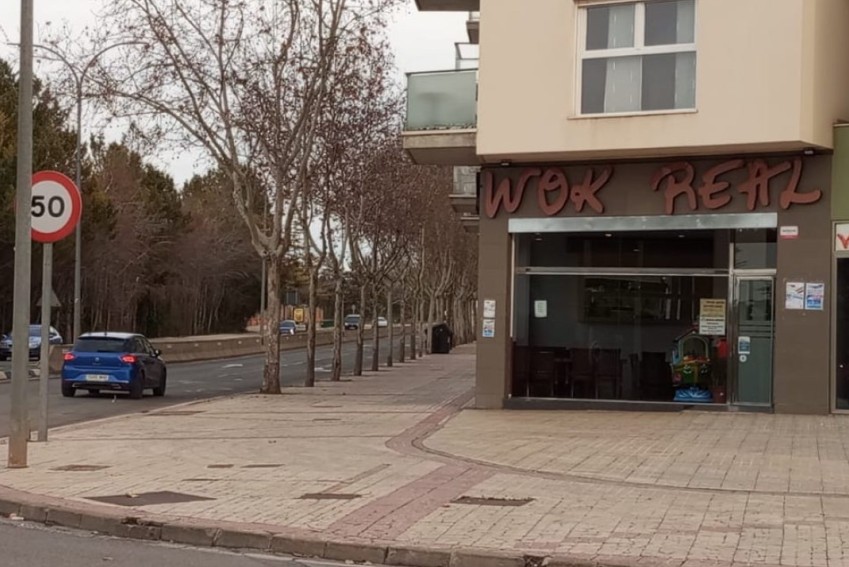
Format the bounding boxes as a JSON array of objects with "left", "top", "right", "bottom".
[{"left": 85, "top": 374, "right": 110, "bottom": 382}]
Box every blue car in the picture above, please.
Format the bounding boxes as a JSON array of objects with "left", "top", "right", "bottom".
[
  {"left": 61, "top": 332, "right": 166, "bottom": 399},
  {"left": 0, "top": 325, "right": 63, "bottom": 361}
]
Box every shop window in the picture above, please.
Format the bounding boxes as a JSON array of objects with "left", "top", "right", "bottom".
[
  {"left": 580, "top": 0, "right": 696, "bottom": 115},
  {"left": 836, "top": 259, "right": 849, "bottom": 409},
  {"left": 734, "top": 229, "right": 777, "bottom": 270},
  {"left": 512, "top": 273, "right": 728, "bottom": 402}
]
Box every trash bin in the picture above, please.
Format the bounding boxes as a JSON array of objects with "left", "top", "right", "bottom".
[{"left": 431, "top": 323, "right": 453, "bottom": 354}]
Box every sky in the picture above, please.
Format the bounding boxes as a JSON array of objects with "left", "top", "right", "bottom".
[{"left": 0, "top": 0, "right": 468, "bottom": 183}]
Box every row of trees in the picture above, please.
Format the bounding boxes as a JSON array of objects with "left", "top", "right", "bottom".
[{"left": 3, "top": 0, "right": 479, "bottom": 392}]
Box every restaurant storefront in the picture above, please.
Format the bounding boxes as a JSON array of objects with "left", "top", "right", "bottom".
[{"left": 476, "top": 154, "right": 833, "bottom": 414}]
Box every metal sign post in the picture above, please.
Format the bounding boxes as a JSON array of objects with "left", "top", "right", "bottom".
[
  {"left": 29, "top": 171, "right": 83, "bottom": 445},
  {"left": 9, "top": 0, "right": 34, "bottom": 469}
]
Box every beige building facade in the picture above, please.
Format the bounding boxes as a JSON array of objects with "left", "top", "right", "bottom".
[{"left": 405, "top": 0, "right": 849, "bottom": 414}]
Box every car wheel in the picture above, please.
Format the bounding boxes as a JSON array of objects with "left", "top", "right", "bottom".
[
  {"left": 129, "top": 372, "right": 144, "bottom": 399},
  {"left": 153, "top": 371, "right": 167, "bottom": 397},
  {"left": 61, "top": 382, "right": 75, "bottom": 398}
]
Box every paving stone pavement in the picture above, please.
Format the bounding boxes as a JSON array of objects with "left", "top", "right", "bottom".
[{"left": 4, "top": 347, "right": 849, "bottom": 566}]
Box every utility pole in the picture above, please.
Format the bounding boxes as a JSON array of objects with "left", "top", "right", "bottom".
[{"left": 9, "top": 0, "right": 35, "bottom": 468}]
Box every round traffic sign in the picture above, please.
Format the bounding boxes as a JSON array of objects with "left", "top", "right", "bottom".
[{"left": 31, "top": 171, "right": 82, "bottom": 243}]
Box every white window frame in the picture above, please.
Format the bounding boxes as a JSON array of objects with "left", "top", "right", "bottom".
[{"left": 576, "top": 0, "right": 698, "bottom": 118}]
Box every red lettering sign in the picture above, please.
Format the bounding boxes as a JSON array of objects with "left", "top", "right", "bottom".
[
  {"left": 651, "top": 157, "right": 822, "bottom": 214},
  {"left": 483, "top": 158, "right": 821, "bottom": 219},
  {"left": 483, "top": 167, "right": 613, "bottom": 218}
]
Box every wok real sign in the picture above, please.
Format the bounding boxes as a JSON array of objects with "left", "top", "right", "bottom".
[{"left": 482, "top": 157, "right": 823, "bottom": 219}]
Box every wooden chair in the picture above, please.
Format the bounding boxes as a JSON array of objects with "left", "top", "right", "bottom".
[
  {"left": 595, "top": 349, "right": 623, "bottom": 399},
  {"left": 529, "top": 350, "right": 557, "bottom": 398},
  {"left": 569, "top": 348, "right": 596, "bottom": 398}
]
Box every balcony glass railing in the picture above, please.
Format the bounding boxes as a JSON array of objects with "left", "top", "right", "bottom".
[
  {"left": 468, "top": 11, "right": 480, "bottom": 21},
  {"left": 453, "top": 166, "right": 479, "bottom": 196},
  {"left": 405, "top": 69, "right": 477, "bottom": 131}
]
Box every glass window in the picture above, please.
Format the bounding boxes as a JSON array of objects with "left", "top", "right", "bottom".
[
  {"left": 512, "top": 273, "right": 728, "bottom": 402},
  {"left": 517, "top": 231, "right": 729, "bottom": 270},
  {"left": 580, "top": 0, "right": 696, "bottom": 114},
  {"left": 734, "top": 229, "right": 777, "bottom": 269},
  {"left": 74, "top": 338, "right": 130, "bottom": 353},
  {"left": 836, "top": 259, "right": 849, "bottom": 410}
]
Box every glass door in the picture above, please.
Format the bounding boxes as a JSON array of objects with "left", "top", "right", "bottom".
[{"left": 733, "top": 277, "right": 775, "bottom": 406}]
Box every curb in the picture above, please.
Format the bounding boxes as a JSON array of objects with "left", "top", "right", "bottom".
[{"left": 0, "top": 484, "right": 560, "bottom": 567}]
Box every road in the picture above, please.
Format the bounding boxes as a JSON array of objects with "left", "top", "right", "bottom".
[
  {"left": 0, "top": 339, "right": 401, "bottom": 438},
  {"left": 0, "top": 517, "right": 369, "bottom": 567}
]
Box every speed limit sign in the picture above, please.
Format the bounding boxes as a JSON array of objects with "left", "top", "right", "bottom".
[{"left": 31, "top": 170, "right": 82, "bottom": 243}]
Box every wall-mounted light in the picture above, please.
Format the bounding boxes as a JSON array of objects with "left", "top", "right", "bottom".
[
  {"left": 803, "top": 148, "right": 815, "bottom": 156},
  {"left": 500, "top": 161, "right": 511, "bottom": 167}
]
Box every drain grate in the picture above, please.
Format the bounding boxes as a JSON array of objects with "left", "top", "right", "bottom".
[
  {"left": 87, "top": 491, "right": 215, "bottom": 507},
  {"left": 51, "top": 464, "right": 110, "bottom": 472},
  {"left": 300, "top": 493, "right": 361, "bottom": 500},
  {"left": 243, "top": 464, "right": 283, "bottom": 469},
  {"left": 452, "top": 496, "right": 533, "bottom": 507}
]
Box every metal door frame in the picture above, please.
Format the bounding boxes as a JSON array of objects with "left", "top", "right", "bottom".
[{"left": 729, "top": 273, "right": 776, "bottom": 407}]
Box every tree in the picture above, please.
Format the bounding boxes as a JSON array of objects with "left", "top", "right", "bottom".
[{"left": 93, "top": 0, "right": 399, "bottom": 393}]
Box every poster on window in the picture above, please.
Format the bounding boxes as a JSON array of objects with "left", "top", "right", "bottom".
[
  {"left": 483, "top": 299, "right": 496, "bottom": 319},
  {"left": 482, "top": 318, "right": 495, "bottom": 338},
  {"left": 698, "top": 298, "right": 726, "bottom": 335},
  {"left": 785, "top": 282, "right": 805, "bottom": 310},
  {"left": 805, "top": 283, "right": 825, "bottom": 311}
]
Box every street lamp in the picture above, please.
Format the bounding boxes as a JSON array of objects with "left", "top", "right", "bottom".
[{"left": 32, "top": 41, "right": 144, "bottom": 342}]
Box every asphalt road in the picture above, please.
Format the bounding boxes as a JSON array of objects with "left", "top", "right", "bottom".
[
  {"left": 0, "top": 339, "right": 400, "bottom": 439},
  {"left": 0, "top": 517, "right": 367, "bottom": 567}
]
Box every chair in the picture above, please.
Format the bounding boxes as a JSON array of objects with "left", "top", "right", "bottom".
[
  {"left": 595, "top": 349, "right": 623, "bottom": 399},
  {"left": 569, "top": 348, "right": 596, "bottom": 398},
  {"left": 529, "top": 350, "right": 557, "bottom": 398}
]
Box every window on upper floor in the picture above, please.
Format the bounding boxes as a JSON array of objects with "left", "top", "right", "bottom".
[{"left": 579, "top": 0, "right": 697, "bottom": 115}]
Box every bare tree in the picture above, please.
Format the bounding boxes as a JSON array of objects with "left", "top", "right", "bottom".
[{"left": 93, "top": 0, "right": 397, "bottom": 393}]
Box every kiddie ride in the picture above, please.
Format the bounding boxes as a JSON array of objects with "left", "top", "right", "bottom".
[{"left": 670, "top": 329, "right": 725, "bottom": 403}]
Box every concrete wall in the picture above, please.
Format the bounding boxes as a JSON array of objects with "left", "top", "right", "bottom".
[{"left": 477, "top": 0, "right": 849, "bottom": 163}]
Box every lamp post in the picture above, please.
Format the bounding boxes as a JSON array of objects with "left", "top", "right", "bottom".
[{"left": 33, "top": 41, "right": 143, "bottom": 342}]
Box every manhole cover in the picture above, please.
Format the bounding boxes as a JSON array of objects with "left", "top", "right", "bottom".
[
  {"left": 243, "top": 464, "right": 282, "bottom": 469},
  {"left": 300, "top": 493, "right": 361, "bottom": 500},
  {"left": 207, "top": 464, "right": 234, "bottom": 469},
  {"left": 452, "top": 496, "right": 533, "bottom": 507},
  {"left": 51, "top": 465, "right": 110, "bottom": 472},
  {"left": 87, "top": 491, "right": 214, "bottom": 507}
]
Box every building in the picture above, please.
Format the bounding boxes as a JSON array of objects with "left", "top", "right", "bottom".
[{"left": 404, "top": 0, "right": 849, "bottom": 414}]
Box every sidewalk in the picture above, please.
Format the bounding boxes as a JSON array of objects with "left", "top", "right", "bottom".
[{"left": 2, "top": 349, "right": 849, "bottom": 567}]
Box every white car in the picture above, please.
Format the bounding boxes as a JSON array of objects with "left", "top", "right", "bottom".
[{"left": 377, "top": 317, "right": 388, "bottom": 328}]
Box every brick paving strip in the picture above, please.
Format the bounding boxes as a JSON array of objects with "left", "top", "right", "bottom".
[{"left": 3, "top": 346, "right": 849, "bottom": 566}]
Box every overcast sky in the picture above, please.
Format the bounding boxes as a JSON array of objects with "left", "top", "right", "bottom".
[{"left": 0, "top": 0, "right": 468, "bottom": 183}]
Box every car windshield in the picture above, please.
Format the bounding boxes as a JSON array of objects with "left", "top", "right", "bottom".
[
  {"left": 28, "top": 327, "right": 40, "bottom": 337},
  {"left": 74, "top": 337, "right": 129, "bottom": 353},
  {"left": 345, "top": 316, "right": 359, "bottom": 321},
  {"left": 281, "top": 321, "right": 295, "bottom": 328}
]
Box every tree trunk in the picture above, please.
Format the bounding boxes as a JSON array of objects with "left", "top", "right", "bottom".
[
  {"left": 386, "top": 288, "right": 394, "bottom": 367},
  {"left": 409, "top": 293, "right": 416, "bottom": 360},
  {"left": 304, "top": 265, "right": 318, "bottom": 387},
  {"left": 354, "top": 283, "right": 366, "bottom": 376},
  {"left": 426, "top": 294, "right": 436, "bottom": 355},
  {"left": 399, "top": 297, "right": 406, "bottom": 363},
  {"left": 331, "top": 274, "right": 344, "bottom": 382},
  {"left": 261, "top": 255, "right": 282, "bottom": 394},
  {"left": 371, "top": 284, "right": 380, "bottom": 372}
]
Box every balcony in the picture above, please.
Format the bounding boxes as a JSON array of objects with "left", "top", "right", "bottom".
[
  {"left": 450, "top": 166, "right": 478, "bottom": 215},
  {"left": 415, "top": 0, "right": 479, "bottom": 11},
  {"left": 403, "top": 69, "right": 478, "bottom": 166},
  {"left": 466, "top": 11, "right": 479, "bottom": 44},
  {"left": 459, "top": 214, "right": 479, "bottom": 234}
]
